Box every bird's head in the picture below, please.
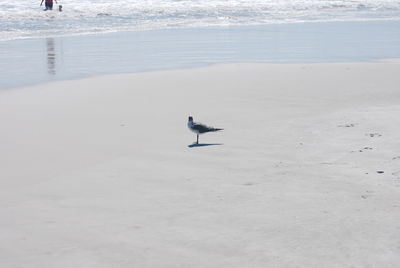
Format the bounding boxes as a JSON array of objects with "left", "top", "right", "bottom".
[{"left": 188, "top": 116, "right": 193, "bottom": 122}]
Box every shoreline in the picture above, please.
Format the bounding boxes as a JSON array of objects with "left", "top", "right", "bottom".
[
  {"left": 6, "top": 58, "right": 400, "bottom": 93},
  {"left": 1, "top": 20, "right": 400, "bottom": 90},
  {"left": 1, "top": 61, "right": 400, "bottom": 267},
  {"left": 3, "top": 18, "right": 400, "bottom": 43}
]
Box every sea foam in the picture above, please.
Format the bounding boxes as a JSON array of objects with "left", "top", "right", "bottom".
[{"left": 1, "top": 0, "right": 400, "bottom": 41}]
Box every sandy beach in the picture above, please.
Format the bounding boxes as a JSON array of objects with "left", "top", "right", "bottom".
[{"left": 1, "top": 61, "right": 400, "bottom": 267}]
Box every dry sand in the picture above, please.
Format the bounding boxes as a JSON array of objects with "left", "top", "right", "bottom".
[{"left": 0, "top": 62, "right": 400, "bottom": 267}]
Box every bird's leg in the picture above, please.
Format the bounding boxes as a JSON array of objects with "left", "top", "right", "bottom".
[{"left": 196, "top": 134, "right": 199, "bottom": 144}]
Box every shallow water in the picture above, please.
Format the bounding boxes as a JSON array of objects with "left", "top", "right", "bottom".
[{"left": 1, "top": 21, "right": 400, "bottom": 89}]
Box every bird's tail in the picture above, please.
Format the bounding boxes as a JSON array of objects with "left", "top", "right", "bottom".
[{"left": 210, "top": 127, "right": 223, "bottom": 132}]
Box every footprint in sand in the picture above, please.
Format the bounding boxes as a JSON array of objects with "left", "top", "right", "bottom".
[
  {"left": 356, "top": 147, "right": 373, "bottom": 153},
  {"left": 366, "top": 133, "right": 382, "bottom": 138},
  {"left": 338, "top": 123, "right": 356, "bottom": 128},
  {"left": 361, "top": 190, "right": 374, "bottom": 199}
]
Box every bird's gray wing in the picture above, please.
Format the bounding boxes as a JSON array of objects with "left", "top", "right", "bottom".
[{"left": 192, "top": 123, "right": 212, "bottom": 133}]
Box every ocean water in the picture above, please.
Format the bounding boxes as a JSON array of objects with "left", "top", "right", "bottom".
[
  {"left": 1, "top": 0, "right": 400, "bottom": 41},
  {"left": 1, "top": 20, "right": 400, "bottom": 89},
  {"left": 1, "top": 1, "right": 400, "bottom": 89}
]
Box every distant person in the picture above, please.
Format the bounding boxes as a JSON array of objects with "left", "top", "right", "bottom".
[{"left": 40, "top": 0, "right": 57, "bottom": 11}]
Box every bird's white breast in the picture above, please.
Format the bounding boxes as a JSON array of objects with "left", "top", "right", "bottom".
[{"left": 188, "top": 121, "right": 199, "bottom": 134}]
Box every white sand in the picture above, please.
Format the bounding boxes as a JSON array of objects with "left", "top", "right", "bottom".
[{"left": 1, "top": 62, "right": 400, "bottom": 267}]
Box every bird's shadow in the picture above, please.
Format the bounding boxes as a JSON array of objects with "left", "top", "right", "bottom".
[{"left": 188, "top": 143, "right": 223, "bottom": 148}]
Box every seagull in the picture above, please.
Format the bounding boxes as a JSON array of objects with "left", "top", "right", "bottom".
[{"left": 187, "top": 116, "right": 223, "bottom": 144}]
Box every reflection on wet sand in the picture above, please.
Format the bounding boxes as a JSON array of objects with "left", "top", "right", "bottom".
[{"left": 46, "top": 38, "right": 56, "bottom": 75}]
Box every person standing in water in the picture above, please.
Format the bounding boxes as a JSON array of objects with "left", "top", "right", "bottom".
[{"left": 40, "top": 0, "right": 57, "bottom": 10}]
